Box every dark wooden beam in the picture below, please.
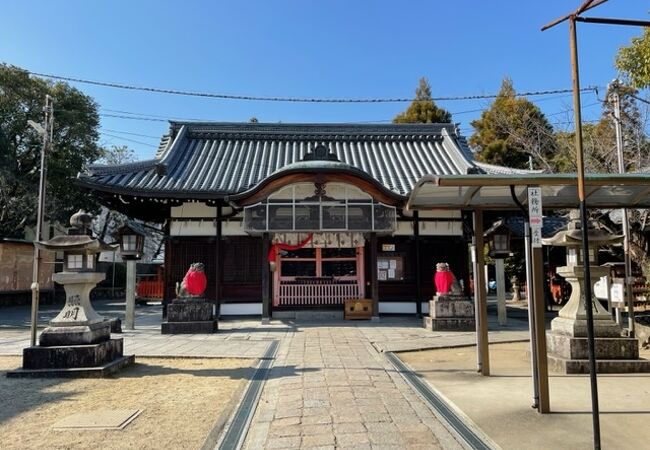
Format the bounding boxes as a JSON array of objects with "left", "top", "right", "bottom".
[
  {"left": 215, "top": 206, "right": 222, "bottom": 318},
  {"left": 261, "top": 232, "right": 270, "bottom": 322},
  {"left": 414, "top": 211, "right": 422, "bottom": 317},
  {"left": 370, "top": 232, "right": 379, "bottom": 319}
]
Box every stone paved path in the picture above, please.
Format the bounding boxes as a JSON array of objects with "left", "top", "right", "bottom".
[
  {"left": 0, "top": 301, "right": 532, "bottom": 449},
  {"left": 242, "top": 324, "right": 467, "bottom": 450}
]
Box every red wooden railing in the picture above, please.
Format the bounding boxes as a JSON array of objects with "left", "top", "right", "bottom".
[{"left": 137, "top": 279, "right": 164, "bottom": 299}]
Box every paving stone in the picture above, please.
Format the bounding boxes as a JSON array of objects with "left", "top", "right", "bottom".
[
  {"left": 361, "top": 412, "right": 392, "bottom": 423},
  {"left": 302, "top": 406, "right": 329, "bottom": 417},
  {"left": 365, "top": 422, "right": 398, "bottom": 434},
  {"left": 301, "top": 414, "right": 332, "bottom": 425},
  {"left": 301, "top": 432, "right": 335, "bottom": 448},
  {"left": 336, "top": 432, "right": 371, "bottom": 446},
  {"left": 368, "top": 431, "right": 404, "bottom": 446},
  {"left": 333, "top": 421, "right": 366, "bottom": 434},
  {"left": 403, "top": 431, "right": 440, "bottom": 446},
  {"left": 265, "top": 435, "right": 301, "bottom": 449},
  {"left": 269, "top": 423, "right": 302, "bottom": 437},
  {"left": 300, "top": 423, "right": 332, "bottom": 436},
  {"left": 272, "top": 416, "right": 301, "bottom": 427},
  {"left": 275, "top": 408, "right": 302, "bottom": 419}
]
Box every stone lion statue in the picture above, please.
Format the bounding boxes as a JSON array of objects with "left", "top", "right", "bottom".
[{"left": 175, "top": 262, "right": 207, "bottom": 298}]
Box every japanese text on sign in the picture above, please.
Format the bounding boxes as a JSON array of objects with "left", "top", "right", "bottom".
[{"left": 528, "top": 187, "right": 543, "bottom": 248}]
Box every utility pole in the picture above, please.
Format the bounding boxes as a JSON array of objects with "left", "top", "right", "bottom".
[
  {"left": 29, "top": 94, "right": 54, "bottom": 347},
  {"left": 609, "top": 80, "right": 636, "bottom": 337},
  {"left": 543, "top": 3, "right": 650, "bottom": 448}
]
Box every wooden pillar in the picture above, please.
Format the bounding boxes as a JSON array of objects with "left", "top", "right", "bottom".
[
  {"left": 474, "top": 210, "right": 490, "bottom": 376},
  {"left": 261, "top": 232, "right": 270, "bottom": 323},
  {"left": 370, "top": 232, "right": 379, "bottom": 320},
  {"left": 496, "top": 257, "right": 507, "bottom": 325},
  {"left": 414, "top": 212, "right": 422, "bottom": 317},
  {"left": 532, "top": 245, "right": 550, "bottom": 413},
  {"left": 215, "top": 206, "right": 222, "bottom": 318},
  {"left": 162, "top": 222, "right": 171, "bottom": 319}
]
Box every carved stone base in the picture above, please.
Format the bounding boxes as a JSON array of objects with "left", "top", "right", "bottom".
[
  {"left": 550, "top": 316, "right": 621, "bottom": 338},
  {"left": 423, "top": 316, "right": 475, "bottom": 331},
  {"left": 423, "top": 296, "right": 475, "bottom": 331},
  {"left": 546, "top": 329, "right": 650, "bottom": 374},
  {"left": 161, "top": 298, "right": 218, "bottom": 334},
  {"left": 10, "top": 338, "right": 134, "bottom": 378},
  {"left": 162, "top": 321, "right": 219, "bottom": 334},
  {"left": 168, "top": 300, "right": 214, "bottom": 322},
  {"left": 547, "top": 355, "right": 650, "bottom": 374},
  {"left": 547, "top": 333, "right": 639, "bottom": 360},
  {"left": 38, "top": 321, "right": 111, "bottom": 346},
  {"left": 429, "top": 296, "right": 475, "bottom": 318}
]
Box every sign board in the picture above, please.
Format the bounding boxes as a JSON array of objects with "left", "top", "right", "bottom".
[
  {"left": 528, "top": 187, "right": 543, "bottom": 248},
  {"left": 610, "top": 283, "right": 624, "bottom": 305},
  {"left": 377, "top": 256, "right": 403, "bottom": 281},
  {"left": 381, "top": 243, "right": 396, "bottom": 252}
]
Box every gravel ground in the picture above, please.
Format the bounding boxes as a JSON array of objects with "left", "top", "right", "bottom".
[{"left": 0, "top": 356, "right": 255, "bottom": 450}]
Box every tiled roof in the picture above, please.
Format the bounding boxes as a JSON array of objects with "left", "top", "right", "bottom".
[
  {"left": 78, "top": 122, "right": 484, "bottom": 199},
  {"left": 474, "top": 161, "right": 544, "bottom": 175}
]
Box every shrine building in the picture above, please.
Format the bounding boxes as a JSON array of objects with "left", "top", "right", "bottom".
[{"left": 78, "top": 122, "right": 526, "bottom": 318}]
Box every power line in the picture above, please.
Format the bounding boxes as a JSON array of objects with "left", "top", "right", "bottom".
[
  {"left": 630, "top": 93, "right": 650, "bottom": 106},
  {"left": 27, "top": 69, "right": 599, "bottom": 104},
  {"left": 100, "top": 128, "right": 161, "bottom": 139},
  {"left": 100, "top": 132, "right": 158, "bottom": 148}
]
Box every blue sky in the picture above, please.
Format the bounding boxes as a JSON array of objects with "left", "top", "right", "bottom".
[{"left": 1, "top": 0, "right": 648, "bottom": 159}]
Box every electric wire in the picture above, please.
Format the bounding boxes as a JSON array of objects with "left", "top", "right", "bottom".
[{"left": 26, "top": 69, "right": 599, "bottom": 104}]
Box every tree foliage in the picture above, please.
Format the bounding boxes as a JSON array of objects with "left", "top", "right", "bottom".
[
  {"left": 0, "top": 64, "right": 102, "bottom": 238},
  {"left": 96, "top": 145, "right": 136, "bottom": 166},
  {"left": 470, "top": 77, "right": 558, "bottom": 171},
  {"left": 616, "top": 27, "right": 650, "bottom": 90},
  {"left": 393, "top": 77, "right": 452, "bottom": 124},
  {"left": 554, "top": 84, "right": 649, "bottom": 174}
]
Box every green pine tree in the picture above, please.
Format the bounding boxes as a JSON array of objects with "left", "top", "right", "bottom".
[
  {"left": 470, "top": 77, "right": 557, "bottom": 171},
  {"left": 393, "top": 78, "right": 452, "bottom": 124}
]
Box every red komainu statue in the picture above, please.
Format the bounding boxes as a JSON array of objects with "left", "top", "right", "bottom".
[
  {"left": 434, "top": 262, "right": 462, "bottom": 295},
  {"left": 177, "top": 262, "right": 207, "bottom": 297}
]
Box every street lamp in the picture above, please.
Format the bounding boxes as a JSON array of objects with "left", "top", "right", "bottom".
[
  {"left": 486, "top": 221, "right": 511, "bottom": 259},
  {"left": 117, "top": 223, "right": 145, "bottom": 330}
]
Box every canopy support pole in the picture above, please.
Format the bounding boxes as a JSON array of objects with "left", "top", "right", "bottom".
[
  {"left": 532, "top": 244, "right": 550, "bottom": 413},
  {"left": 473, "top": 210, "right": 490, "bottom": 376}
]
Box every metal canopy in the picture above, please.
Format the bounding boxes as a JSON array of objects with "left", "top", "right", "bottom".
[{"left": 406, "top": 174, "right": 650, "bottom": 210}]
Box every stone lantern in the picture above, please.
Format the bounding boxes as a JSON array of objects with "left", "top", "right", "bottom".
[
  {"left": 543, "top": 211, "right": 649, "bottom": 373},
  {"left": 9, "top": 210, "right": 134, "bottom": 377},
  {"left": 117, "top": 223, "right": 146, "bottom": 330},
  {"left": 117, "top": 223, "right": 145, "bottom": 260},
  {"left": 486, "top": 221, "right": 511, "bottom": 259},
  {"left": 485, "top": 220, "right": 511, "bottom": 326}
]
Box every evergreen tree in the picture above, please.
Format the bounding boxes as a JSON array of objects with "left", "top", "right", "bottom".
[
  {"left": 470, "top": 77, "right": 557, "bottom": 171},
  {"left": 0, "top": 64, "right": 102, "bottom": 237},
  {"left": 393, "top": 78, "right": 452, "bottom": 124}
]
